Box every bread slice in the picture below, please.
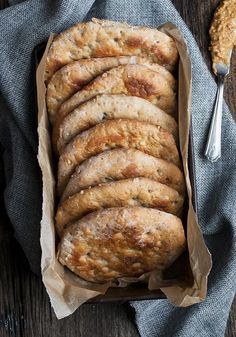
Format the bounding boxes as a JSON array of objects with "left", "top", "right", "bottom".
[
  {"left": 61, "top": 149, "right": 185, "bottom": 201},
  {"left": 47, "top": 57, "right": 177, "bottom": 124},
  {"left": 57, "top": 119, "right": 180, "bottom": 195},
  {"left": 54, "top": 64, "right": 177, "bottom": 132},
  {"left": 56, "top": 177, "right": 184, "bottom": 236},
  {"left": 45, "top": 18, "right": 178, "bottom": 80},
  {"left": 58, "top": 206, "right": 186, "bottom": 283},
  {"left": 55, "top": 94, "right": 178, "bottom": 154}
]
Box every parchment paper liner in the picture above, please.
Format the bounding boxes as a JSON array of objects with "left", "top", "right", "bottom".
[{"left": 36, "top": 23, "right": 212, "bottom": 319}]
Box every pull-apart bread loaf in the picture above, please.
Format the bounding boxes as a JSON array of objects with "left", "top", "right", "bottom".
[
  {"left": 56, "top": 178, "right": 184, "bottom": 236},
  {"left": 45, "top": 18, "right": 178, "bottom": 80},
  {"left": 57, "top": 119, "right": 181, "bottom": 195},
  {"left": 44, "top": 19, "right": 186, "bottom": 284},
  {"left": 47, "top": 56, "right": 177, "bottom": 124},
  {"left": 57, "top": 207, "right": 186, "bottom": 283},
  {"left": 61, "top": 149, "right": 185, "bottom": 201},
  {"left": 55, "top": 94, "right": 178, "bottom": 153}
]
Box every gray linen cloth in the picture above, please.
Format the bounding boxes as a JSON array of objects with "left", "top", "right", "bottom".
[{"left": 0, "top": 0, "right": 235, "bottom": 336}]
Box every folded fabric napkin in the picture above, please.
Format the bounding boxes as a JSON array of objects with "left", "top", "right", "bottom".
[{"left": 0, "top": 0, "right": 235, "bottom": 336}]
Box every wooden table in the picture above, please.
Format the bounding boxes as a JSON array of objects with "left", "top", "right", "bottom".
[{"left": 0, "top": 1, "right": 235, "bottom": 336}]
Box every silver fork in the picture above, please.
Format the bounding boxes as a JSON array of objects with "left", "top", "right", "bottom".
[{"left": 204, "top": 63, "right": 229, "bottom": 162}]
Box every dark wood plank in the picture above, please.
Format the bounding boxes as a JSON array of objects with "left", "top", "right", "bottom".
[
  {"left": 0, "top": 231, "right": 138, "bottom": 337},
  {"left": 0, "top": 0, "right": 7, "bottom": 9},
  {"left": 0, "top": 1, "right": 235, "bottom": 337}
]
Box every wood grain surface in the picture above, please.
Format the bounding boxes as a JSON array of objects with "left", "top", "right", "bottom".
[{"left": 0, "top": 1, "right": 235, "bottom": 337}]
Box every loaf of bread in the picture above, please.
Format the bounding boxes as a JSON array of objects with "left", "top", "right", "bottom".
[
  {"left": 56, "top": 177, "right": 184, "bottom": 236},
  {"left": 44, "top": 19, "right": 186, "bottom": 285},
  {"left": 56, "top": 64, "right": 177, "bottom": 125},
  {"left": 61, "top": 149, "right": 185, "bottom": 201},
  {"left": 55, "top": 94, "right": 178, "bottom": 153},
  {"left": 57, "top": 207, "right": 186, "bottom": 283},
  {"left": 57, "top": 119, "right": 180, "bottom": 195},
  {"left": 45, "top": 18, "right": 178, "bottom": 80},
  {"left": 47, "top": 56, "right": 176, "bottom": 124}
]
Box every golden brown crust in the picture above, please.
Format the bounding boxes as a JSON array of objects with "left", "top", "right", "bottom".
[
  {"left": 56, "top": 178, "right": 184, "bottom": 236},
  {"left": 57, "top": 207, "right": 186, "bottom": 283},
  {"left": 62, "top": 149, "right": 185, "bottom": 201},
  {"left": 47, "top": 57, "right": 177, "bottom": 124},
  {"left": 57, "top": 119, "right": 180, "bottom": 195},
  {"left": 45, "top": 18, "right": 178, "bottom": 80},
  {"left": 54, "top": 64, "right": 177, "bottom": 133},
  {"left": 46, "top": 56, "right": 131, "bottom": 125},
  {"left": 56, "top": 94, "right": 178, "bottom": 154}
]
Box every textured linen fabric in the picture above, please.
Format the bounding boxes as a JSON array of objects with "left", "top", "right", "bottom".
[{"left": 0, "top": 0, "right": 235, "bottom": 336}]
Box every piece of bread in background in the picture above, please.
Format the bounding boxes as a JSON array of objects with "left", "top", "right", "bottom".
[
  {"left": 57, "top": 207, "right": 186, "bottom": 283},
  {"left": 47, "top": 57, "right": 177, "bottom": 124},
  {"left": 62, "top": 149, "right": 185, "bottom": 201},
  {"left": 45, "top": 18, "right": 178, "bottom": 80},
  {"left": 55, "top": 94, "right": 178, "bottom": 153},
  {"left": 57, "top": 119, "right": 180, "bottom": 195},
  {"left": 57, "top": 64, "right": 177, "bottom": 125},
  {"left": 56, "top": 177, "right": 184, "bottom": 236}
]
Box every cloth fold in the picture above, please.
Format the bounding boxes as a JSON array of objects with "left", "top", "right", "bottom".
[{"left": 0, "top": 1, "right": 235, "bottom": 336}]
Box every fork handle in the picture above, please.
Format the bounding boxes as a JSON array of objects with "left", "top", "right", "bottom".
[{"left": 204, "top": 76, "right": 224, "bottom": 162}]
